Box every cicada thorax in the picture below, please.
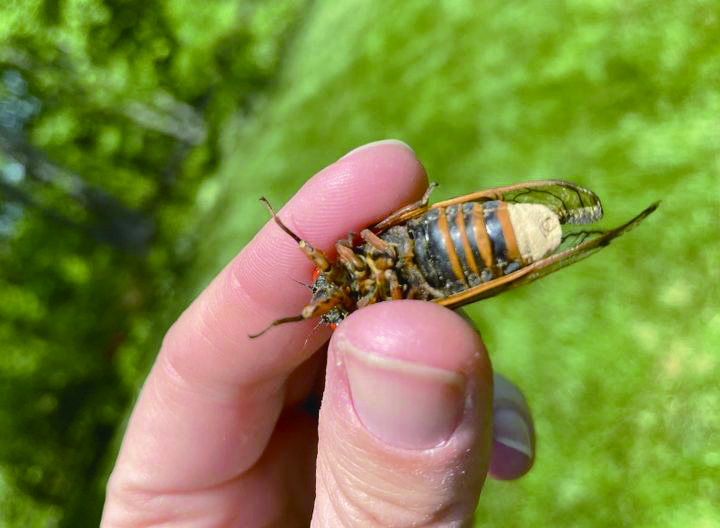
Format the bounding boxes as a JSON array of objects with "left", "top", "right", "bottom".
[{"left": 384, "top": 200, "right": 562, "bottom": 298}]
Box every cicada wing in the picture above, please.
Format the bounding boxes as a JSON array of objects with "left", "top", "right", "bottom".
[
  {"left": 371, "top": 202, "right": 430, "bottom": 233},
  {"left": 436, "top": 201, "right": 659, "bottom": 309},
  {"left": 369, "top": 183, "right": 438, "bottom": 233},
  {"left": 431, "top": 180, "right": 604, "bottom": 224},
  {"left": 375, "top": 180, "right": 605, "bottom": 234}
]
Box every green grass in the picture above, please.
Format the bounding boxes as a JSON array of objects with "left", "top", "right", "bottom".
[{"left": 187, "top": 1, "right": 719, "bottom": 525}]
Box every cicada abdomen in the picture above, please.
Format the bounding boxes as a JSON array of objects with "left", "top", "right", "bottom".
[{"left": 399, "top": 200, "right": 569, "bottom": 295}]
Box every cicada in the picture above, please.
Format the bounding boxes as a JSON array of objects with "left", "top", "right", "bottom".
[{"left": 250, "top": 180, "right": 658, "bottom": 337}]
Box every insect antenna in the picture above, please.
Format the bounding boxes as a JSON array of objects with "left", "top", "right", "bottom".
[
  {"left": 248, "top": 314, "right": 305, "bottom": 339},
  {"left": 260, "top": 196, "right": 302, "bottom": 243},
  {"left": 288, "top": 276, "right": 313, "bottom": 289}
]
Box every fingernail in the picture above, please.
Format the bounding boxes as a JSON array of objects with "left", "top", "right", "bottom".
[
  {"left": 339, "top": 139, "right": 414, "bottom": 160},
  {"left": 493, "top": 405, "right": 533, "bottom": 459},
  {"left": 491, "top": 373, "right": 533, "bottom": 460},
  {"left": 341, "top": 339, "right": 466, "bottom": 449}
]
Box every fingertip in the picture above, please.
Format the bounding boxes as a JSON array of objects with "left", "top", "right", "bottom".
[
  {"left": 333, "top": 300, "right": 488, "bottom": 373},
  {"left": 287, "top": 139, "right": 427, "bottom": 239},
  {"left": 489, "top": 373, "right": 535, "bottom": 480},
  {"left": 328, "top": 301, "right": 492, "bottom": 450},
  {"left": 489, "top": 439, "right": 533, "bottom": 480},
  {"left": 337, "top": 139, "right": 415, "bottom": 161},
  {"left": 312, "top": 301, "right": 493, "bottom": 525}
]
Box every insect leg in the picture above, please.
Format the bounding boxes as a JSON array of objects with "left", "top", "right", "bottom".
[
  {"left": 345, "top": 231, "right": 358, "bottom": 245},
  {"left": 357, "top": 292, "right": 375, "bottom": 308},
  {"left": 356, "top": 257, "right": 386, "bottom": 308},
  {"left": 402, "top": 264, "right": 445, "bottom": 300},
  {"left": 260, "top": 197, "right": 330, "bottom": 271},
  {"left": 371, "top": 182, "right": 438, "bottom": 231},
  {"left": 336, "top": 240, "right": 366, "bottom": 271},
  {"left": 357, "top": 279, "right": 383, "bottom": 307},
  {"left": 360, "top": 229, "right": 397, "bottom": 257},
  {"left": 385, "top": 269, "right": 403, "bottom": 300},
  {"left": 301, "top": 296, "right": 340, "bottom": 318}
]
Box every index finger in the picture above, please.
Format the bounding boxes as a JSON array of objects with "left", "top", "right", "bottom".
[{"left": 108, "top": 140, "right": 428, "bottom": 491}]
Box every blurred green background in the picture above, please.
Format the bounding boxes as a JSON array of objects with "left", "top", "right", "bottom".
[{"left": 1, "top": 0, "right": 718, "bottom": 526}]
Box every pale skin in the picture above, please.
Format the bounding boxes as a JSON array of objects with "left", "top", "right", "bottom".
[{"left": 101, "top": 140, "right": 535, "bottom": 527}]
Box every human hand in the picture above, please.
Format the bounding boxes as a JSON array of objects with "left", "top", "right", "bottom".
[{"left": 101, "top": 140, "right": 535, "bottom": 527}]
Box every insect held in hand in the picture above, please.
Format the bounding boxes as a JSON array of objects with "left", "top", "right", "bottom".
[{"left": 249, "top": 180, "right": 658, "bottom": 338}]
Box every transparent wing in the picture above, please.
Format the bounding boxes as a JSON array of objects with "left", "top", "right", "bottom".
[
  {"left": 373, "top": 180, "right": 604, "bottom": 233},
  {"left": 431, "top": 180, "right": 604, "bottom": 224}
]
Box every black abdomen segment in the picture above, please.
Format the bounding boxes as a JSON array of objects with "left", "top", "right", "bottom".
[{"left": 407, "top": 201, "right": 523, "bottom": 293}]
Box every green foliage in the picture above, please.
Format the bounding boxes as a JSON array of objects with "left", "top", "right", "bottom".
[{"left": 0, "top": 0, "right": 307, "bottom": 525}]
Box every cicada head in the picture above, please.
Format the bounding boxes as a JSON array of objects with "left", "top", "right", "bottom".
[{"left": 308, "top": 270, "right": 349, "bottom": 326}]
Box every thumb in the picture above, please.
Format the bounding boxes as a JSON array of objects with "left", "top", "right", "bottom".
[{"left": 311, "top": 301, "right": 493, "bottom": 527}]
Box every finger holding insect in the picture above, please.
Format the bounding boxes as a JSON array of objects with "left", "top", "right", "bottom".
[
  {"left": 312, "top": 301, "right": 493, "bottom": 527},
  {"left": 106, "top": 140, "right": 428, "bottom": 498},
  {"left": 489, "top": 372, "right": 535, "bottom": 480},
  {"left": 306, "top": 301, "right": 537, "bottom": 521}
]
